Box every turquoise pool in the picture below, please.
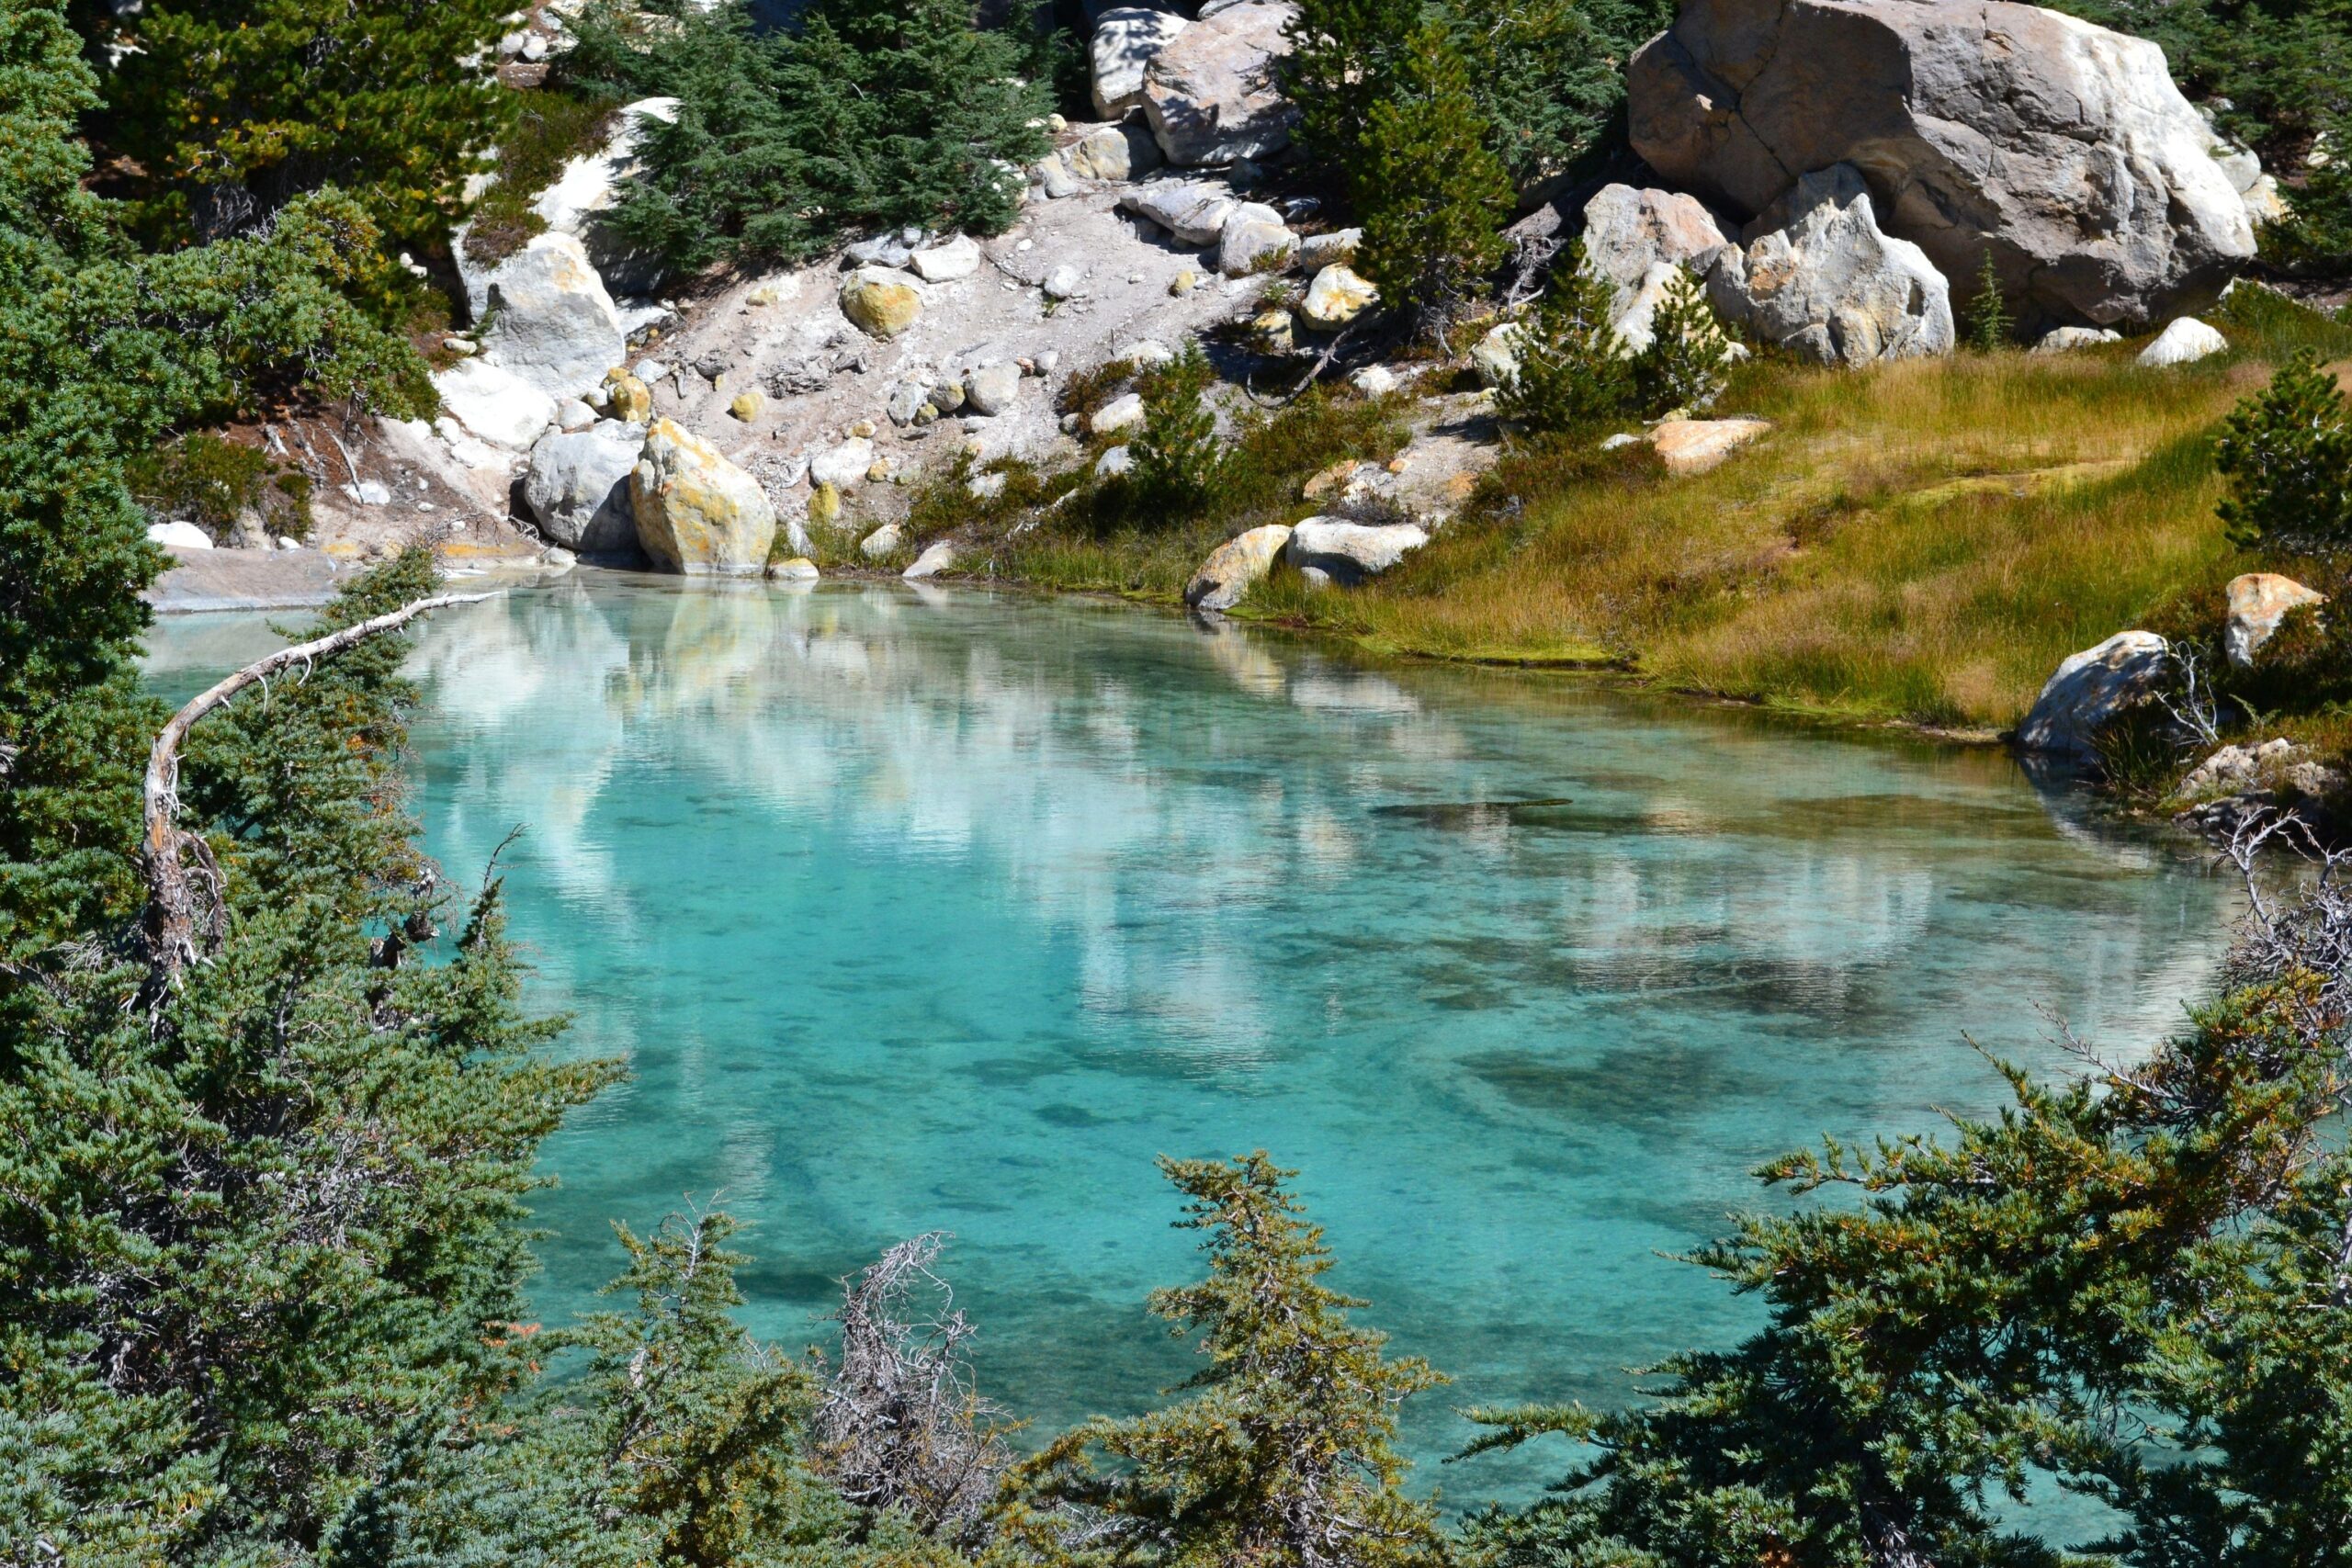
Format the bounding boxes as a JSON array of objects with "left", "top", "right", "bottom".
[{"left": 143, "top": 576, "right": 2237, "bottom": 1508}]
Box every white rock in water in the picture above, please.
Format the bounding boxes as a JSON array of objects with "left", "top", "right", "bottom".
[
  {"left": 629, "top": 418, "right": 776, "bottom": 574},
  {"left": 2137, "top": 317, "right": 2227, "bottom": 367},
  {"left": 148, "top": 520, "right": 212, "bottom": 550},
  {"left": 904, "top": 540, "right": 957, "bottom": 579},
  {"left": 1185, "top": 523, "right": 1292, "bottom": 611},
  {"left": 1092, "top": 7, "right": 1190, "bottom": 119},
  {"left": 910, "top": 234, "right": 982, "bottom": 282},
  {"left": 479, "top": 231, "right": 627, "bottom": 400},
  {"left": 1091, "top": 392, "right": 1146, "bottom": 434},
  {"left": 1704, "top": 164, "right": 1953, "bottom": 367},
  {"left": 1283, "top": 516, "right": 1429, "bottom": 584},
  {"left": 433, "top": 358, "right": 559, "bottom": 450},
  {"left": 2016, "top": 630, "right": 2171, "bottom": 759},
  {"left": 810, "top": 436, "right": 876, "bottom": 490}
]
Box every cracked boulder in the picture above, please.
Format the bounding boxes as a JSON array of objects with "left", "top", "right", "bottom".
[
  {"left": 1627, "top": 0, "right": 2255, "bottom": 327},
  {"left": 1704, "top": 164, "right": 1955, "bottom": 367}
]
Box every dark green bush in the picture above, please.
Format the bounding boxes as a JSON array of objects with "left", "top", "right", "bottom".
[
  {"left": 564, "top": 0, "right": 1051, "bottom": 268},
  {"left": 125, "top": 433, "right": 315, "bottom": 542},
  {"left": 1128, "top": 343, "right": 1228, "bottom": 520},
  {"left": 1492, "top": 244, "right": 1633, "bottom": 438},
  {"left": 2214, "top": 348, "right": 2352, "bottom": 555}
]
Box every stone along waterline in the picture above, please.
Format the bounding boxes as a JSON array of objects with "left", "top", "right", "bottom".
[{"left": 144, "top": 578, "right": 2237, "bottom": 1506}]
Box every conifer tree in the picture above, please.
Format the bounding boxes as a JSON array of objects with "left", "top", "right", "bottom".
[
  {"left": 1129, "top": 342, "right": 1227, "bottom": 520},
  {"left": 1353, "top": 24, "right": 1512, "bottom": 335},
  {"left": 1631, "top": 264, "right": 1734, "bottom": 418},
  {"left": 1964, "top": 250, "right": 2012, "bottom": 353},
  {"left": 1280, "top": 0, "right": 1423, "bottom": 176},
  {"left": 84, "top": 0, "right": 514, "bottom": 247},
  {"left": 2214, "top": 347, "right": 2352, "bottom": 555},
  {"left": 571, "top": 0, "right": 1049, "bottom": 268},
  {"left": 1492, "top": 243, "right": 1633, "bottom": 438},
  {"left": 994, "top": 1153, "right": 1447, "bottom": 1568}
]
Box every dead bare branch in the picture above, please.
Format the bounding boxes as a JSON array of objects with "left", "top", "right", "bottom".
[
  {"left": 138, "top": 591, "right": 495, "bottom": 1002},
  {"left": 813, "top": 1232, "right": 1012, "bottom": 1540}
]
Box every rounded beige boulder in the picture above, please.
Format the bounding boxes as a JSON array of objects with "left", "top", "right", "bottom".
[
  {"left": 1185, "top": 524, "right": 1295, "bottom": 612},
  {"left": 630, "top": 419, "right": 778, "bottom": 574}
]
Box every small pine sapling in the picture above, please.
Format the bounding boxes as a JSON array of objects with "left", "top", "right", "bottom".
[
  {"left": 1492, "top": 243, "right": 1634, "bottom": 438},
  {"left": 2215, "top": 347, "right": 2352, "bottom": 555},
  {"left": 1353, "top": 23, "right": 1512, "bottom": 336},
  {"left": 1129, "top": 341, "right": 1227, "bottom": 518},
  {"left": 1632, "top": 265, "right": 1735, "bottom": 418},
  {"left": 1964, "top": 250, "right": 2012, "bottom": 353}
]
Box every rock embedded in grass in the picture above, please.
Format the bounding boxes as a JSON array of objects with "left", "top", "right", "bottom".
[
  {"left": 2137, "top": 317, "right": 2226, "bottom": 367},
  {"left": 1091, "top": 393, "right": 1147, "bottom": 435},
  {"left": 2225, "top": 572, "right": 2325, "bottom": 667},
  {"left": 1283, "top": 517, "right": 1430, "bottom": 585},
  {"left": 1185, "top": 523, "right": 1295, "bottom": 611},
  {"left": 905, "top": 540, "right": 957, "bottom": 579},
  {"left": 1649, "top": 417, "right": 1772, "bottom": 477},
  {"left": 1704, "top": 164, "right": 1954, "bottom": 367}
]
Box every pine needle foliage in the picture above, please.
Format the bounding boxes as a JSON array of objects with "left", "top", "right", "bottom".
[
  {"left": 1354, "top": 23, "right": 1513, "bottom": 334},
  {"left": 992, "top": 1153, "right": 1447, "bottom": 1568},
  {"left": 1438, "top": 0, "right": 1675, "bottom": 191},
  {"left": 1630, "top": 265, "right": 1733, "bottom": 418},
  {"left": 2214, "top": 347, "right": 2352, "bottom": 555},
  {"left": 1492, "top": 244, "right": 1632, "bottom": 438},
  {"left": 1279, "top": 0, "right": 1423, "bottom": 176},
  {"left": 1964, "top": 250, "right": 2012, "bottom": 353},
  {"left": 565, "top": 0, "right": 1050, "bottom": 269},
  {"left": 82, "top": 0, "right": 514, "bottom": 250},
  {"left": 1129, "top": 343, "right": 1227, "bottom": 521}
]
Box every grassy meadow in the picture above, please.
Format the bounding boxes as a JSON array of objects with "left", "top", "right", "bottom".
[{"left": 967, "top": 289, "right": 2352, "bottom": 739}]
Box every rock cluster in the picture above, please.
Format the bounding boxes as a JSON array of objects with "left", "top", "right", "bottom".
[{"left": 1625, "top": 0, "right": 2256, "bottom": 328}]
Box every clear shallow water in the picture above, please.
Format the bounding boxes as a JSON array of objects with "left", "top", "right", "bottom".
[{"left": 146, "top": 578, "right": 2237, "bottom": 1508}]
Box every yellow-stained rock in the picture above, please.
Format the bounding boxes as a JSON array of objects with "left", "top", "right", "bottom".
[
  {"left": 729, "top": 389, "right": 765, "bottom": 421},
  {"left": 808, "top": 480, "right": 842, "bottom": 527},
  {"left": 1185, "top": 524, "right": 1295, "bottom": 613},
  {"left": 629, "top": 418, "right": 777, "bottom": 574},
  {"left": 1648, "top": 416, "right": 1771, "bottom": 477},
  {"left": 840, "top": 274, "right": 922, "bottom": 339},
  {"left": 2226, "top": 571, "right": 2326, "bottom": 666},
  {"left": 603, "top": 367, "right": 651, "bottom": 423},
  {"left": 1300, "top": 264, "right": 1377, "bottom": 327}
]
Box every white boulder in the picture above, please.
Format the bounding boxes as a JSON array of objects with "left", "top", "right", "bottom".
[
  {"left": 1283, "top": 517, "right": 1429, "bottom": 584},
  {"left": 1143, "top": 0, "right": 1298, "bottom": 166},
  {"left": 1705, "top": 164, "right": 1954, "bottom": 367},
  {"left": 1092, "top": 7, "right": 1190, "bottom": 119},
  {"left": 2137, "top": 317, "right": 2227, "bottom": 367},
  {"left": 523, "top": 422, "right": 642, "bottom": 554},
  {"left": 432, "top": 358, "right": 559, "bottom": 450},
  {"left": 2016, "top": 630, "right": 2171, "bottom": 760},
  {"left": 480, "top": 231, "right": 627, "bottom": 400}
]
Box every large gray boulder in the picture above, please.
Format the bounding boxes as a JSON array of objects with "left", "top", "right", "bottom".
[
  {"left": 1580, "top": 185, "right": 1732, "bottom": 320},
  {"left": 1143, "top": 0, "right": 1298, "bottom": 166},
  {"left": 523, "top": 423, "right": 643, "bottom": 554},
  {"left": 1705, "top": 164, "right": 1955, "bottom": 366},
  {"left": 1627, "top": 0, "right": 2256, "bottom": 327},
  {"left": 2016, "top": 630, "right": 2170, "bottom": 760},
  {"left": 480, "top": 232, "right": 628, "bottom": 400},
  {"left": 1092, "top": 7, "right": 1190, "bottom": 119}
]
